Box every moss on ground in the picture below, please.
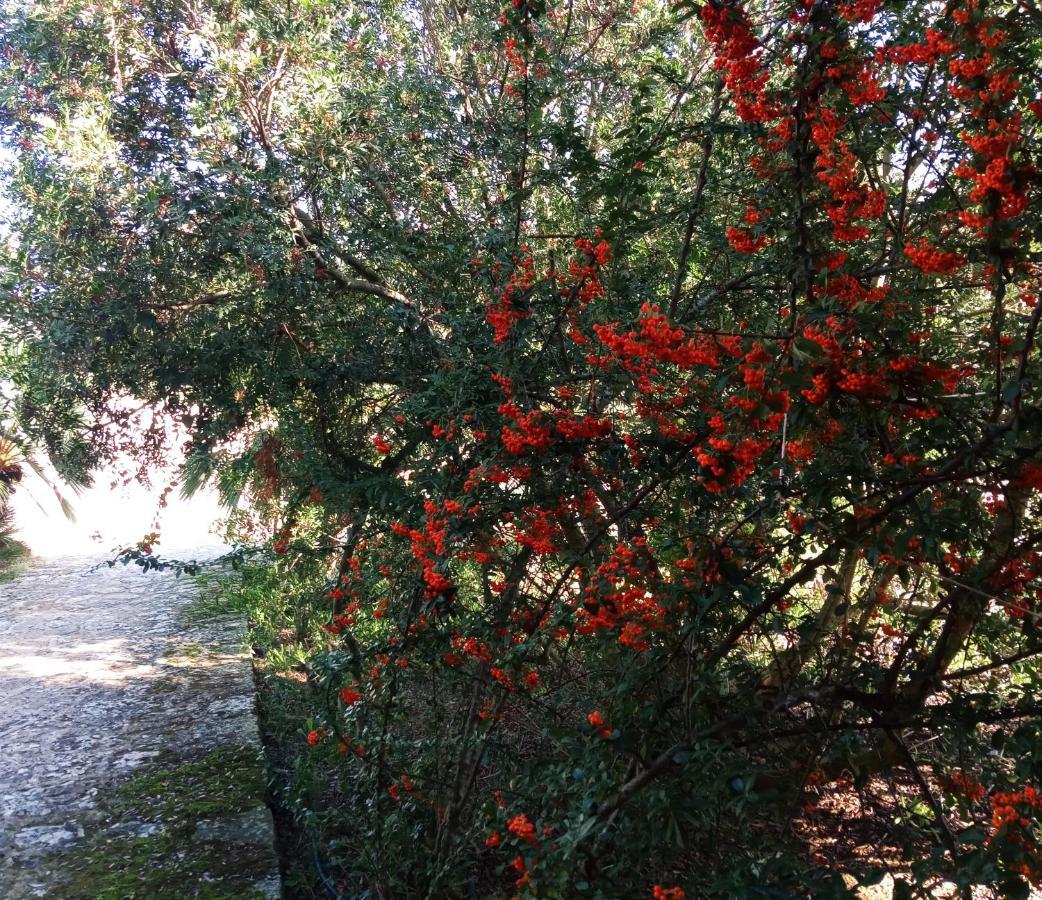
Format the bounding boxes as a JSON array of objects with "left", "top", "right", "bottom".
[
  {"left": 185, "top": 566, "right": 328, "bottom": 898},
  {"left": 59, "top": 832, "right": 273, "bottom": 900},
  {"left": 53, "top": 744, "right": 274, "bottom": 899},
  {"left": 113, "top": 743, "right": 266, "bottom": 821},
  {"left": 177, "top": 641, "right": 204, "bottom": 659}
]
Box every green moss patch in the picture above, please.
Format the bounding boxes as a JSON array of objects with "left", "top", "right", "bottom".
[
  {"left": 113, "top": 743, "right": 266, "bottom": 823},
  {"left": 52, "top": 744, "right": 274, "bottom": 899},
  {"left": 58, "top": 832, "right": 273, "bottom": 900}
]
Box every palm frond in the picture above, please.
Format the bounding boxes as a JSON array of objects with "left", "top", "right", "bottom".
[
  {"left": 0, "top": 497, "right": 16, "bottom": 543},
  {"left": 0, "top": 436, "right": 21, "bottom": 472},
  {"left": 179, "top": 445, "right": 216, "bottom": 499},
  {"left": 21, "top": 455, "right": 77, "bottom": 521}
]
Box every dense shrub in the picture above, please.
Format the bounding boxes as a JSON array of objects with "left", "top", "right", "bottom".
[{"left": 3, "top": 0, "right": 1042, "bottom": 895}]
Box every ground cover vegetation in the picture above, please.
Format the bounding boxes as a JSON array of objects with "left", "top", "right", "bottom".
[
  {"left": 51, "top": 742, "right": 274, "bottom": 900},
  {"left": 2, "top": 0, "right": 1042, "bottom": 895}
]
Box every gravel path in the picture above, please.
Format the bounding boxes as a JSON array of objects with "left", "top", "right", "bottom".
[{"left": 0, "top": 552, "right": 281, "bottom": 898}]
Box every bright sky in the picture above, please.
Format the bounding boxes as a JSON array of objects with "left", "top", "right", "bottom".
[{"left": 10, "top": 454, "right": 227, "bottom": 560}]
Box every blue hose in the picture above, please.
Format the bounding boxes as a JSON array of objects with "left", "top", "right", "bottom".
[{"left": 312, "top": 841, "right": 344, "bottom": 899}]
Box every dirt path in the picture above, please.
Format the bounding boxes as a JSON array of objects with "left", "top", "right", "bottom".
[{"left": 0, "top": 553, "right": 280, "bottom": 898}]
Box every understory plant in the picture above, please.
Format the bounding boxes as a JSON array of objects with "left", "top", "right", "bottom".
[{"left": 2, "top": 0, "right": 1042, "bottom": 895}]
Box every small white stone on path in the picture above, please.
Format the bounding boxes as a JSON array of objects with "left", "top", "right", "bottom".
[
  {"left": 110, "top": 821, "right": 165, "bottom": 838},
  {"left": 113, "top": 750, "right": 162, "bottom": 771},
  {"left": 13, "top": 825, "right": 82, "bottom": 852}
]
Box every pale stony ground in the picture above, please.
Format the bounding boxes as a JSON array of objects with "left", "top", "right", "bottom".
[{"left": 0, "top": 552, "right": 281, "bottom": 898}]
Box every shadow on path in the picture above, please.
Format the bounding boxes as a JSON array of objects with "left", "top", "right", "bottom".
[{"left": 0, "top": 554, "right": 281, "bottom": 899}]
